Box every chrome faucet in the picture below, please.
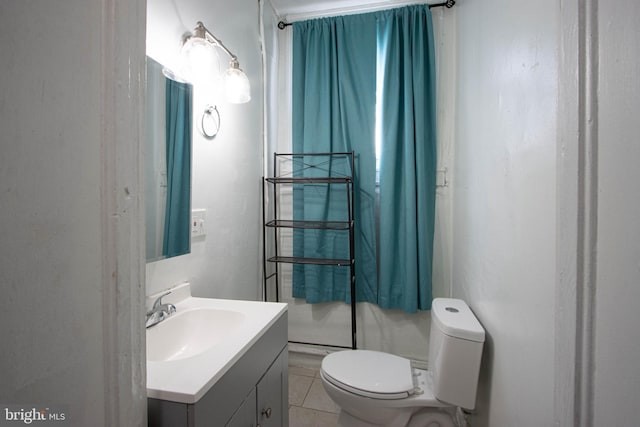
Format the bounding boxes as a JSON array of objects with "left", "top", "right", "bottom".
[{"left": 146, "top": 291, "right": 176, "bottom": 328}]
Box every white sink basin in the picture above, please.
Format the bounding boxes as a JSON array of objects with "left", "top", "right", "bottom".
[
  {"left": 146, "top": 283, "right": 288, "bottom": 403},
  {"left": 147, "top": 308, "right": 246, "bottom": 362}
]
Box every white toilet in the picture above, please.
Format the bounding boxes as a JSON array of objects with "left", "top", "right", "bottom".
[{"left": 320, "top": 298, "right": 485, "bottom": 427}]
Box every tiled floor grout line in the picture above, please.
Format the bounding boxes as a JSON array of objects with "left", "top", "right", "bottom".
[
  {"left": 289, "top": 365, "right": 340, "bottom": 426},
  {"left": 291, "top": 405, "right": 336, "bottom": 415},
  {"left": 300, "top": 381, "right": 313, "bottom": 408}
]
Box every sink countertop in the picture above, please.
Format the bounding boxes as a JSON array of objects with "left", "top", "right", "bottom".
[{"left": 146, "top": 290, "right": 287, "bottom": 404}]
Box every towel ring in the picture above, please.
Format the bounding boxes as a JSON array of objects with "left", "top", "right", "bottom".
[{"left": 201, "top": 105, "right": 220, "bottom": 139}]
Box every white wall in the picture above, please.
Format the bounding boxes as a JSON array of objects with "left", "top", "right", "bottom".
[
  {"left": 0, "top": 1, "right": 146, "bottom": 425},
  {"left": 452, "top": 0, "right": 640, "bottom": 425},
  {"left": 146, "top": 0, "right": 264, "bottom": 300},
  {"left": 451, "top": 0, "right": 558, "bottom": 425},
  {"left": 593, "top": 0, "right": 640, "bottom": 423}
]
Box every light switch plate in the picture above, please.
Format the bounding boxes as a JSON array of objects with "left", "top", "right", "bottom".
[{"left": 191, "top": 209, "right": 206, "bottom": 237}]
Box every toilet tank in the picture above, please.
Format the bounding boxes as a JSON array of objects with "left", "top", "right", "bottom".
[{"left": 428, "top": 298, "right": 485, "bottom": 410}]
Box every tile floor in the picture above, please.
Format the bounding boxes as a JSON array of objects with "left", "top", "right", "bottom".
[{"left": 289, "top": 365, "right": 340, "bottom": 427}]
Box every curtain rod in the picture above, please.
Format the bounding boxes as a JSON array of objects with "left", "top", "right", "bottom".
[{"left": 276, "top": 0, "right": 455, "bottom": 30}]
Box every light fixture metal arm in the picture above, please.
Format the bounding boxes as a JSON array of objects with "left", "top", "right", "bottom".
[{"left": 194, "top": 21, "right": 238, "bottom": 62}]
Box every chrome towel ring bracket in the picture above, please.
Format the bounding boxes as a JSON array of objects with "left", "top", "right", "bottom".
[{"left": 200, "top": 104, "right": 220, "bottom": 139}]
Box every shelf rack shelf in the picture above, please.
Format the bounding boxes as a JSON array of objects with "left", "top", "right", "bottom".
[
  {"left": 265, "top": 219, "right": 351, "bottom": 230},
  {"left": 265, "top": 176, "right": 352, "bottom": 184},
  {"left": 262, "top": 151, "right": 357, "bottom": 350},
  {"left": 266, "top": 256, "right": 352, "bottom": 266}
]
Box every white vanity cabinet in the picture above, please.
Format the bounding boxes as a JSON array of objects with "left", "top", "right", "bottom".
[{"left": 148, "top": 311, "right": 288, "bottom": 427}]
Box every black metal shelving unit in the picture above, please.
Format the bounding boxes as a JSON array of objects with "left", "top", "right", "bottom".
[{"left": 262, "top": 152, "right": 357, "bottom": 350}]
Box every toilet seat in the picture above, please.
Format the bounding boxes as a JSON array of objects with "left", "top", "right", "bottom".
[{"left": 321, "top": 350, "right": 415, "bottom": 400}]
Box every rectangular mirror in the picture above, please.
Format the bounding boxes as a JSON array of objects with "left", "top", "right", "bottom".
[{"left": 145, "top": 56, "right": 193, "bottom": 262}]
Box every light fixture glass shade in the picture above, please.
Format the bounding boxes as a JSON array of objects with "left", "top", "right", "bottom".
[
  {"left": 180, "top": 37, "right": 221, "bottom": 86},
  {"left": 225, "top": 65, "right": 251, "bottom": 104}
]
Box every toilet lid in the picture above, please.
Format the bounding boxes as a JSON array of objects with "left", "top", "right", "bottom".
[{"left": 321, "top": 350, "right": 415, "bottom": 399}]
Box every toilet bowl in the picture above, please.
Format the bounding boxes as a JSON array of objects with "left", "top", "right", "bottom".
[
  {"left": 319, "top": 298, "right": 485, "bottom": 427},
  {"left": 320, "top": 350, "right": 454, "bottom": 427}
]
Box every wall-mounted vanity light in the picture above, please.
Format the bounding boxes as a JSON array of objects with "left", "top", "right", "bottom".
[{"left": 181, "top": 21, "right": 251, "bottom": 104}]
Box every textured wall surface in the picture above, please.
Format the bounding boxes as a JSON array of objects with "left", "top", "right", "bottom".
[
  {"left": 0, "top": 1, "right": 146, "bottom": 425},
  {"left": 451, "top": 0, "right": 558, "bottom": 425}
]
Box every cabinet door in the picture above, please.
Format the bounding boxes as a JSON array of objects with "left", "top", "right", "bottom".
[
  {"left": 226, "top": 388, "right": 257, "bottom": 427},
  {"left": 256, "top": 349, "right": 288, "bottom": 427}
]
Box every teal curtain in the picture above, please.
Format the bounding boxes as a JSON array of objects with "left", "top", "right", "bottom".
[
  {"left": 291, "top": 5, "right": 437, "bottom": 313},
  {"left": 292, "top": 14, "right": 379, "bottom": 304},
  {"left": 163, "top": 78, "right": 192, "bottom": 258},
  {"left": 377, "top": 6, "right": 437, "bottom": 312}
]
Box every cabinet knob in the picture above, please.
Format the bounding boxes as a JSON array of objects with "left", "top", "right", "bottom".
[{"left": 261, "top": 407, "right": 272, "bottom": 418}]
